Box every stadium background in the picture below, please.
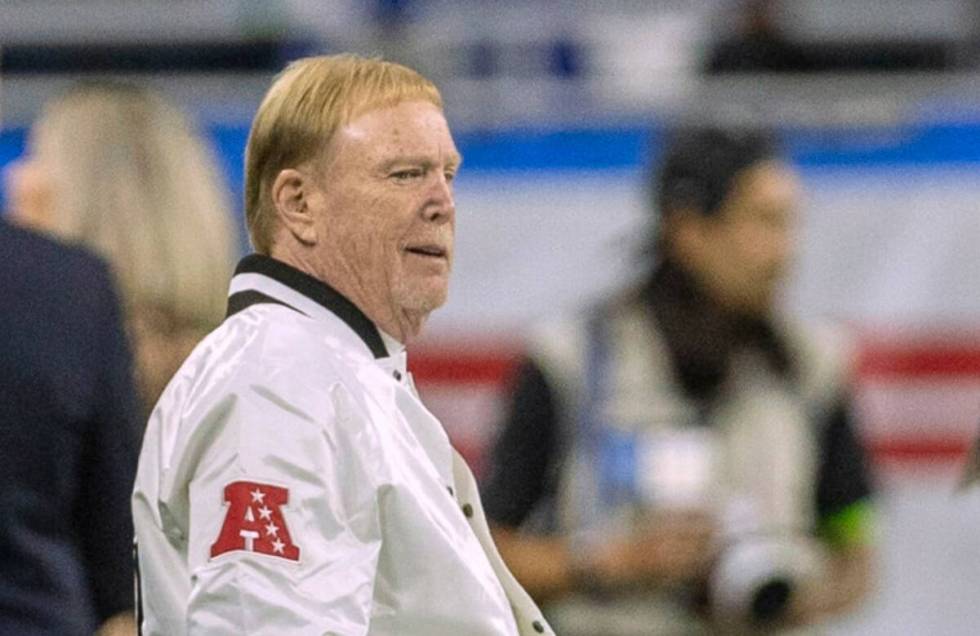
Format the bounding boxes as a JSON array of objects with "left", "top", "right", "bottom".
[{"left": 2, "top": 1, "right": 979, "bottom": 632}]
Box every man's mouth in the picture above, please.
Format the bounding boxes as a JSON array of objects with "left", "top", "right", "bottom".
[{"left": 405, "top": 244, "right": 447, "bottom": 259}]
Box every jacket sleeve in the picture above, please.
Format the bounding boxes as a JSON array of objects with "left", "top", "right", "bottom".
[
  {"left": 481, "top": 357, "right": 561, "bottom": 528},
  {"left": 76, "top": 262, "right": 142, "bottom": 624},
  {"left": 814, "top": 396, "right": 875, "bottom": 548},
  {"left": 176, "top": 375, "right": 383, "bottom": 635}
]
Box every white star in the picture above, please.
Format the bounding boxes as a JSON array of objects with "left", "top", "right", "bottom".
[
  {"left": 271, "top": 538, "right": 286, "bottom": 554},
  {"left": 250, "top": 488, "right": 266, "bottom": 504},
  {"left": 265, "top": 522, "right": 279, "bottom": 537},
  {"left": 258, "top": 505, "right": 272, "bottom": 520}
]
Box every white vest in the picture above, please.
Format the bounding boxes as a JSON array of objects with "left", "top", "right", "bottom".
[{"left": 526, "top": 300, "right": 851, "bottom": 635}]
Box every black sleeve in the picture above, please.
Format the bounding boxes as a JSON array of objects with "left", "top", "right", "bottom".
[
  {"left": 76, "top": 267, "right": 142, "bottom": 623},
  {"left": 814, "top": 396, "right": 874, "bottom": 521},
  {"left": 480, "top": 357, "right": 561, "bottom": 528}
]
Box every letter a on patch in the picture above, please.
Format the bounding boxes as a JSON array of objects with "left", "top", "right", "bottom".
[{"left": 210, "top": 481, "right": 300, "bottom": 561}]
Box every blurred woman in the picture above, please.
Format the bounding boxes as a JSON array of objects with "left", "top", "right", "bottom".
[{"left": 5, "top": 82, "right": 237, "bottom": 413}]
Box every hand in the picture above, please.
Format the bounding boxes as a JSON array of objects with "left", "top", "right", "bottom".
[
  {"left": 96, "top": 612, "right": 137, "bottom": 636},
  {"left": 586, "top": 509, "right": 718, "bottom": 589},
  {"left": 783, "top": 544, "right": 875, "bottom": 627}
]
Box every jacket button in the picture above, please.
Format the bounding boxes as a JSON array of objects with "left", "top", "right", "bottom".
[
  {"left": 532, "top": 620, "right": 545, "bottom": 633},
  {"left": 447, "top": 486, "right": 454, "bottom": 497},
  {"left": 392, "top": 370, "right": 402, "bottom": 381},
  {"left": 461, "top": 503, "right": 474, "bottom": 518}
]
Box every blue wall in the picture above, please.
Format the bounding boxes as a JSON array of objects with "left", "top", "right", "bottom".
[{"left": 2, "top": 120, "right": 979, "bottom": 216}]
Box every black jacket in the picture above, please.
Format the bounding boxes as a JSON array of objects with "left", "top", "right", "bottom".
[{"left": 0, "top": 220, "right": 141, "bottom": 634}]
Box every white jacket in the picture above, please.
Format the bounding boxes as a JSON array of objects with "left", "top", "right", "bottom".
[{"left": 133, "top": 255, "right": 552, "bottom": 636}]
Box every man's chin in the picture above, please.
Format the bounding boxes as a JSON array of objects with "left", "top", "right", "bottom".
[
  {"left": 398, "top": 285, "right": 449, "bottom": 316},
  {"left": 743, "top": 293, "right": 776, "bottom": 318},
  {"left": 722, "top": 290, "right": 774, "bottom": 319}
]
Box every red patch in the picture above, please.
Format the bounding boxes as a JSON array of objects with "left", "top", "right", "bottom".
[{"left": 210, "top": 481, "right": 300, "bottom": 562}]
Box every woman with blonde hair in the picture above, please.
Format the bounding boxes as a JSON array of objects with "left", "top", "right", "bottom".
[{"left": 6, "top": 82, "right": 237, "bottom": 412}]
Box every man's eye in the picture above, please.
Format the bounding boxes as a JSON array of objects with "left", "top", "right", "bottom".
[
  {"left": 392, "top": 169, "right": 423, "bottom": 181},
  {"left": 444, "top": 170, "right": 457, "bottom": 183}
]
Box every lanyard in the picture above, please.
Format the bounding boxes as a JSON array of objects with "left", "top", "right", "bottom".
[{"left": 575, "top": 315, "right": 639, "bottom": 530}]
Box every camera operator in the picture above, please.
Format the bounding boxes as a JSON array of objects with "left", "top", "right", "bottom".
[{"left": 482, "top": 125, "right": 876, "bottom": 634}]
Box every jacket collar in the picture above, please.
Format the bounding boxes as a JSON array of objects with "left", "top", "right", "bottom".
[{"left": 226, "top": 254, "right": 389, "bottom": 359}]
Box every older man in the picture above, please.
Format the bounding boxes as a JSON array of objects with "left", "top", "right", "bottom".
[{"left": 133, "top": 55, "right": 551, "bottom": 636}]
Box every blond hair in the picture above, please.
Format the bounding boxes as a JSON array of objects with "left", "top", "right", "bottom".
[
  {"left": 31, "top": 82, "right": 236, "bottom": 329},
  {"left": 244, "top": 54, "right": 443, "bottom": 254}
]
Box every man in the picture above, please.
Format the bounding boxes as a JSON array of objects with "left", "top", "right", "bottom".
[
  {"left": 0, "top": 218, "right": 140, "bottom": 635},
  {"left": 482, "top": 126, "right": 876, "bottom": 634},
  {"left": 132, "top": 54, "right": 552, "bottom": 635}
]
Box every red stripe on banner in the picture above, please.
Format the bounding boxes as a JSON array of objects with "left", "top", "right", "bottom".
[
  {"left": 859, "top": 342, "right": 980, "bottom": 379},
  {"left": 412, "top": 340, "right": 980, "bottom": 382},
  {"left": 867, "top": 435, "right": 972, "bottom": 462},
  {"left": 408, "top": 338, "right": 980, "bottom": 468},
  {"left": 409, "top": 349, "right": 521, "bottom": 384}
]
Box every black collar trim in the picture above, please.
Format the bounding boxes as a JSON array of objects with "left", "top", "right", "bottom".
[
  {"left": 227, "top": 254, "right": 388, "bottom": 359},
  {"left": 226, "top": 289, "right": 302, "bottom": 318}
]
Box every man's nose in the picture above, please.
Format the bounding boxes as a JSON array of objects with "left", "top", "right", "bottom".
[{"left": 422, "top": 173, "right": 455, "bottom": 223}]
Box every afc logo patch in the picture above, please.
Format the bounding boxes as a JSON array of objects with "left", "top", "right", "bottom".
[{"left": 210, "top": 481, "right": 300, "bottom": 562}]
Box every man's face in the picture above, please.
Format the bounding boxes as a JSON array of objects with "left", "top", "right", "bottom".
[
  {"left": 683, "top": 160, "right": 800, "bottom": 317},
  {"left": 306, "top": 100, "right": 460, "bottom": 337}
]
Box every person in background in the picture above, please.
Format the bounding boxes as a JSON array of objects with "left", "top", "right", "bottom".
[
  {"left": 4, "top": 82, "right": 237, "bottom": 413},
  {"left": 0, "top": 217, "right": 141, "bottom": 635},
  {"left": 482, "top": 125, "right": 876, "bottom": 634},
  {"left": 132, "top": 54, "right": 552, "bottom": 635}
]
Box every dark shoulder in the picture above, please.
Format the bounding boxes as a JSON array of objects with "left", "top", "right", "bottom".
[
  {"left": 0, "top": 221, "right": 110, "bottom": 282},
  {"left": 0, "top": 222, "right": 129, "bottom": 423},
  {"left": 0, "top": 221, "right": 115, "bottom": 311}
]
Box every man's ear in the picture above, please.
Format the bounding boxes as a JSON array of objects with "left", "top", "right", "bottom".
[{"left": 271, "top": 168, "right": 319, "bottom": 245}]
